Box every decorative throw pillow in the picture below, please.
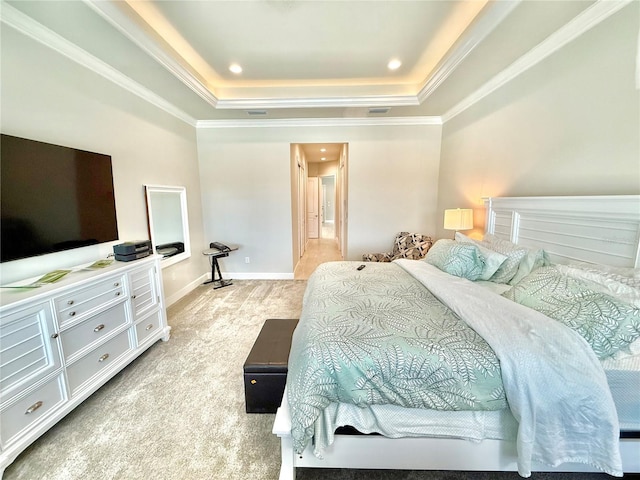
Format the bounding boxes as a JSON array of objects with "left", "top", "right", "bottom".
[
  {"left": 424, "top": 239, "right": 485, "bottom": 281},
  {"left": 454, "top": 232, "right": 507, "bottom": 280},
  {"left": 481, "top": 234, "right": 527, "bottom": 284},
  {"left": 392, "top": 232, "right": 433, "bottom": 260},
  {"left": 503, "top": 266, "right": 640, "bottom": 359}
]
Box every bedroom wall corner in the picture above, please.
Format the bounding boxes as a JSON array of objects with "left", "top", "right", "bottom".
[
  {"left": 0, "top": 26, "right": 207, "bottom": 303},
  {"left": 435, "top": 2, "right": 640, "bottom": 240}
]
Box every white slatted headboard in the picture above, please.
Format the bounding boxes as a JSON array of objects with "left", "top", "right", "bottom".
[{"left": 484, "top": 196, "right": 640, "bottom": 268}]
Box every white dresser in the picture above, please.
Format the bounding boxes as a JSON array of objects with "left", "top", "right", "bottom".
[{"left": 0, "top": 256, "right": 170, "bottom": 477}]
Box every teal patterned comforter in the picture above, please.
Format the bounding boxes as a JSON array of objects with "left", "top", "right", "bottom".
[{"left": 287, "top": 261, "right": 507, "bottom": 454}]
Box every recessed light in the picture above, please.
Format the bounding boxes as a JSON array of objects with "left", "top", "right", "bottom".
[
  {"left": 387, "top": 59, "right": 402, "bottom": 71},
  {"left": 229, "top": 63, "right": 243, "bottom": 74},
  {"left": 320, "top": 148, "right": 326, "bottom": 152},
  {"left": 321, "top": 157, "right": 326, "bottom": 161}
]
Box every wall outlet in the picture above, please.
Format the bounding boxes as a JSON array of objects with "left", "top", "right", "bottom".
[{"left": 245, "top": 257, "right": 250, "bottom": 264}]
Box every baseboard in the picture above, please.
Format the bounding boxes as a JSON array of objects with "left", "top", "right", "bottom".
[
  {"left": 225, "top": 272, "right": 295, "bottom": 280},
  {"left": 165, "top": 273, "right": 208, "bottom": 307}
]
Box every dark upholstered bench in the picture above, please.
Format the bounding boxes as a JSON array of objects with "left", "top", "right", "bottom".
[{"left": 243, "top": 319, "right": 298, "bottom": 413}]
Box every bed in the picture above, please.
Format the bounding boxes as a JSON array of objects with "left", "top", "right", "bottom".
[{"left": 273, "top": 195, "right": 640, "bottom": 479}]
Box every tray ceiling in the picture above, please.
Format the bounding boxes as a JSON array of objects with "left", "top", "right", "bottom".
[{"left": 2, "top": 0, "right": 608, "bottom": 122}]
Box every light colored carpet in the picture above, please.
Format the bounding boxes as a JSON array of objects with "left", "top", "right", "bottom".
[{"left": 3, "top": 280, "right": 620, "bottom": 480}]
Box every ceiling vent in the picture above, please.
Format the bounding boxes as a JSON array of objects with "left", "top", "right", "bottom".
[
  {"left": 247, "top": 110, "right": 267, "bottom": 116},
  {"left": 368, "top": 107, "right": 390, "bottom": 115}
]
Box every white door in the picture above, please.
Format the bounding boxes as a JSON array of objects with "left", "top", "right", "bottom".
[{"left": 307, "top": 177, "right": 319, "bottom": 239}]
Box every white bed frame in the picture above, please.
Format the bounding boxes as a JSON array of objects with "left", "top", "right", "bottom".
[{"left": 273, "top": 195, "right": 640, "bottom": 480}]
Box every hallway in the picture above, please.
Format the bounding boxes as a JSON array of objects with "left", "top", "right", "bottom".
[{"left": 294, "top": 224, "right": 343, "bottom": 280}]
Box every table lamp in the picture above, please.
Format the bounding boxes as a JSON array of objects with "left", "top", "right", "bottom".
[{"left": 443, "top": 208, "right": 474, "bottom": 238}]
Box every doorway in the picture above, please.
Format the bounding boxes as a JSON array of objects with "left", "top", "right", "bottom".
[
  {"left": 320, "top": 175, "right": 335, "bottom": 240},
  {"left": 291, "top": 143, "right": 348, "bottom": 278}
]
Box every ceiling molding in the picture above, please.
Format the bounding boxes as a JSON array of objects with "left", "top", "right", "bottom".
[
  {"left": 83, "top": 0, "right": 219, "bottom": 109},
  {"left": 0, "top": 2, "right": 197, "bottom": 126},
  {"left": 197, "top": 116, "right": 442, "bottom": 129},
  {"left": 215, "top": 95, "right": 420, "bottom": 110},
  {"left": 441, "top": 0, "right": 632, "bottom": 123},
  {"left": 417, "top": 0, "right": 521, "bottom": 104}
]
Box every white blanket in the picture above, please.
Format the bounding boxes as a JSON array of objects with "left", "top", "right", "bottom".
[{"left": 396, "top": 259, "right": 623, "bottom": 477}]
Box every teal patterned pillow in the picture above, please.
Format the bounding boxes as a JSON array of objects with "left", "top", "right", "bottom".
[
  {"left": 482, "top": 234, "right": 527, "bottom": 284},
  {"left": 425, "top": 239, "right": 485, "bottom": 281},
  {"left": 454, "top": 232, "right": 507, "bottom": 280},
  {"left": 503, "top": 266, "right": 640, "bottom": 359}
]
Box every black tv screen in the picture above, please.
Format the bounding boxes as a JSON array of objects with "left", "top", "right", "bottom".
[{"left": 1, "top": 134, "right": 119, "bottom": 263}]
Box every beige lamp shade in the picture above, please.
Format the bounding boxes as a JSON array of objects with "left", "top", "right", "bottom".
[{"left": 443, "top": 208, "right": 474, "bottom": 231}]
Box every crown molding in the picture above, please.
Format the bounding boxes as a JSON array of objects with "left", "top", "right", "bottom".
[
  {"left": 441, "top": 0, "right": 633, "bottom": 123},
  {"left": 417, "top": 0, "right": 521, "bottom": 104},
  {"left": 83, "top": 0, "right": 219, "bottom": 109},
  {"left": 3, "top": 0, "right": 627, "bottom": 127},
  {"left": 215, "top": 94, "right": 420, "bottom": 110},
  {"left": 0, "top": 2, "right": 197, "bottom": 126},
  {"left": 197, "top": 116, "right": 441, "bottom": 129}
]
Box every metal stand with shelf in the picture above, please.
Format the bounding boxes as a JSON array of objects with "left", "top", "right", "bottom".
[{"left": 202, "top": 245, "right": 237, "bottom": 289}]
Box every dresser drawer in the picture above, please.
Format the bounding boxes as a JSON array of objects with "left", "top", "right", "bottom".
[
  {"left": 59, "top": 302, "right": 129, "bottom": 361},
  {"left": 55, "top": 276, "right": 126, "bottom": 326},
  {"left": 66, "top": 331, "right": 131, "bottom": 395},
  {"left": 0, "top": 374, "right": 65, "bottom": 448},
  {"left": 0, "top": 302, "right": 61, "bottom": 401},
  {"left": 134, "top": 310, "right": 163, "bottom": 346},
  {"left": 129, "top": 266, "right": 159, "bottom": 319}
]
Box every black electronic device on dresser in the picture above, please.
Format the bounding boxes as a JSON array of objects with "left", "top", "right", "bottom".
[{"left": 113, "top": 240, "right": 151, "bottom": 261}]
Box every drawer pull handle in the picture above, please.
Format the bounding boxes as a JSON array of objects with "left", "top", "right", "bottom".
[
  {"left": 114, "top": 282, "right": 120, "bottom": 287},
  {"left": 98, "top": 353, "right": 110, "bottom": 363},
  {"left": 69, "top": 311, "right": 76, "bottom": 317},
  {"left": 94, "top": 324, "right": 105, "bottom": 332},
  {"left": 25, "top": 401, "right": 43, "bottom": 414},
  {"left": 51, "top": 333, "right": 59, "bottom": 339},
  {"left": 67, "top": 300, "right": 74, "bottom": 306},
  {"left": 115, "top": 292, "right": 121, "bottom": 297},
  {"left": 251, "top": 379, "right": 257, "bottom": 385},
  {"left": 131, "top": 295, "right": 137, "bottom": 299},
  {"left": 145, "top": 324, "right": 154, "bottom": 331}
]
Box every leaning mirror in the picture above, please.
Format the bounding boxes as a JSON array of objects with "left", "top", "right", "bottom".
[{"left": 145, "top": 185, "right": 191, "bottom": 268}]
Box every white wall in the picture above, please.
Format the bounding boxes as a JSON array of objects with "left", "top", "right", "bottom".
[
  {"left": 197, "top": 123, "right": 442, "bottom": 276},
  {"left": 437, "top": 4, "right": 640, "bottom": 240},
  {"left": 0, "top": 27, "right": 206, "bottom": 303}
]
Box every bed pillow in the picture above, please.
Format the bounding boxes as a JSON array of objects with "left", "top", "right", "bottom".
[
  {"left": 556, "top": 264, "right": 640, "bottom": 305},
  {"left": 454, "top": 232, "right": 507, "bottom": 280},
  {"left": 509, "top": 246, "right": 550, "bottom": 285},
  {"left": 503, "top": 266, "right": 640, "bottom": 359},
  {"left": 424, "top": 239, "right": 485, "bottom": 281},
  {"left": 480, "top": 234, "right": 527, "bottom": 284},
  {"left": 561, "top": 262, "right": 640, "bottom": 289},
  {"left": 565, "top": 260, "right": 639, "bottom": 278}
]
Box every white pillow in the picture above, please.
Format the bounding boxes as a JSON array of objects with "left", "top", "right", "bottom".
[
  {"left": 556, "top": 263, "right": 640, "bottom": 307},
  {"left": 483, "top": 233, "right": 548, "bottom": 285},
  {"left": 479, "top": 234, "right": 527, "bottom": 284},
  {"left": 564, "top": 261, "right": 640, "bottom": 282},
  {"left": 558, "top": 262, "right": 640, "bottom": 360},
  {"left": 454, "top": 232, "right": 507, "bottom": 281}
]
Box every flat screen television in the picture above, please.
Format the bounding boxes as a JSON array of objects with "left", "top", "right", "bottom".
[{"left": 1, "top": 134, "right": 119, "bottom": 263}]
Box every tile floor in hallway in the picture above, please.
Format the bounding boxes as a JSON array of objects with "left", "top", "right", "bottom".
[{"left": 294, "top": 223, "right": 343, "bottom": 280}]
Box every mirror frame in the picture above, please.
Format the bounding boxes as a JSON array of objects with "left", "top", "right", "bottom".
[{"left": 144, "top": 185, "right": 191, "bottom": 268}]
